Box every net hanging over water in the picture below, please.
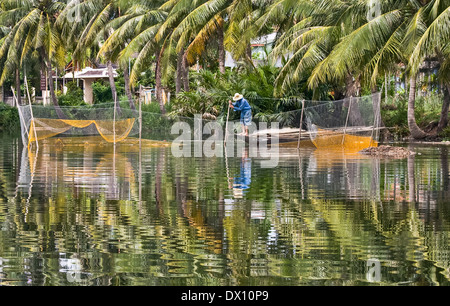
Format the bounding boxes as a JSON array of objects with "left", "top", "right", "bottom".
[
  {"left": 303, "top": 93, "right": 382, "bottom": 151},
  {"left": 18, "top": 103, "right": 139, "bottom": 148},
  {"left": 17, "top": 93, "right": 382, "bottom": 152},
  {"left": 248, "top": 92, "right": 382, "bottom": 151}
]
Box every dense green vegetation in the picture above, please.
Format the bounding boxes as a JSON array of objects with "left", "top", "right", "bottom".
[
  {"left": 0, "top": 103, "right": 19, "bottom": 133},
  {"left": 0, "top": 0, "right": 449, "bottom": 140}
]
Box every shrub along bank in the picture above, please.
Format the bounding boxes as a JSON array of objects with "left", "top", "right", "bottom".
[{"left": 0, "top": 104, "right": 19, "bottom": 133}]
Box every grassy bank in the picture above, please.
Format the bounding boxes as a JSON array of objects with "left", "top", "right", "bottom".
[
  {"left": 0, "top": 104, "right": 20, "bottom": 134},
  {"left": 382, "top": 92, "right": 450, "bottom": 141}
]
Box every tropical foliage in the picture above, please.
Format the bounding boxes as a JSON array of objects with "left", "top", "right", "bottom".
[{"left": 0, "top": 0, "right": 449, "bottom": 139}]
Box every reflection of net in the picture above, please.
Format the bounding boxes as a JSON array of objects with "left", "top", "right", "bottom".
[
  {"left": 304, "top": 93, "right": 381, "bottom": 151},
  {"left": 18, "top": 104, "right": 139, "bottom": 146}
]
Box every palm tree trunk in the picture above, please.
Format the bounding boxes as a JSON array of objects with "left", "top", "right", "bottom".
[
  {"left": 371, "top": 85, "right": 385, "bottom": 128},
  {"left": 345, "top": 73, "right": 360, "bottom": 98},
  {"left": 218, "top": 24, "right": 225, "bottom": 74},
  {"left": 15, "top": 68, "right": 22, "bottom": 106},
  {"left": 107, "top": 60, "right": 120, "bottom": 114},
  {"left": 43, "top": 49, "right": 66, "bottom": 119},
  {"left": 123, "top": 63, "right": 136, "bottom": 110},
  {"left": 155, "top": 48, "right": 166, "bottom": 115},
  {"left": 437, "top": 83, "right": 450, "bottom": 133},
  {"left": 182, "top": 51, "right": 189, "bottom": 92},
  {"left": 371, "top": 85, "right": 389, "bottom": 140},
  {"left": 345, "top": 73, "right": 363, "bottom": 125},
  {"left": 408, "top": 75, "right": 428, "bottom": 139},
  {"left": 244, "top": 43, "right": 254, "bottom": 67},
  {"left": 176, "top": 49, "right": 183, "bottom": 94}
]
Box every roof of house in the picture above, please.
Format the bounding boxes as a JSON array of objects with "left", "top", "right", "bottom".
[
  {"left": 62, "top": 67, "right": 118, "bottom": 79},
  {"left": 251, "top": 33, "right": 277, "bottom": 46}
]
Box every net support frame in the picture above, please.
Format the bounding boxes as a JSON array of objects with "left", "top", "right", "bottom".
[
  {"left": 341, "top": 96, "right": 353, "bottom": 145},
  {"left": 24, "top": 75, "right": 40, "bottom": 150},
  {"left": 12, "top": 86, "right": 29, "bottom": 144},
  {"left": 297, "top": 99, "right": 305, "bottom": 150}
]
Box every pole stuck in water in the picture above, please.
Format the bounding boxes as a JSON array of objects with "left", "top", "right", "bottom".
[
  {"left": 297, "top": 99, "right": 305, "bottom": 150},
  {"left": 342, "top": 96, "right": 353, "bottom": 145},
  {"left": 224, "top": 101, "right": 231, "bottom": 145}
]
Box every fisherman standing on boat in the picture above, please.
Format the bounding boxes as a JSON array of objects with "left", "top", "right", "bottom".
[{"left": 229, "top": 93, "right": 252, "bottom": 136}]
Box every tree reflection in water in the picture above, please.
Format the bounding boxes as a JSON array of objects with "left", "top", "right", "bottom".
[{"left": 0, "top": 136, "right": 449, "bottom": 285}]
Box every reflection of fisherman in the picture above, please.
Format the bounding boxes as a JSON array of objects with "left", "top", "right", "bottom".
[
  {"left": 229, "top": 93, "right": 252, "bottom": 136},
  {"left": 233, "top": 151, "right": 252, "bottom": 198}
]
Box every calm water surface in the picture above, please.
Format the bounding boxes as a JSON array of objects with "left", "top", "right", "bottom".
[{"left": 0, "top": 134, "right": 450, "bottom": 286}]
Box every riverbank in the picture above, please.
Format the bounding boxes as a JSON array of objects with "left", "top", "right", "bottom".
[
  {"left": 2, "top": 101, "right": 450, "bottom": 146},
  {"left": 0, "top": 104, "right": 20, "bottom": 133}
]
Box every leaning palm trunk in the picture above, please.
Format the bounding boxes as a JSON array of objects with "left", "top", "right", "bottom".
[
  {"left": 345, "top": 73, "right": 364, "bottom": 126},
  {"left": 217, "top": 24, "right": 225, "bottom": 74},
  {"left": 155, "top": 48, "right": 166, "bottom": 115},
  {"left": 182, "top": 51, "right": 189, "bottom": 92},
  {"left": 15, "top": 68, "right": 22, "bottom": 106},
  {"left": 107, "top": 60, "right": 121, "bottom": 114},
  {"left": 408, "top": 75, "right": 428, "bottom": 139},
  {"left": 176, "top": 49, "right": 183, "bottom": 94},
  {"left": 43, "top": 49, "right": 66, "bottom": 120},
  {"left": 437, "top": 84, "right": 450, "bottom": 133},
  {"left": 123, "top": 63, "right": 136, "bottom": 110}
]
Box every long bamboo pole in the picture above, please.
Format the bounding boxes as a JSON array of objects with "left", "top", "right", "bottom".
[
  {"left": 139, "top": 87, "right": 142, "bottom": 150},
  {"left": 28, "top": 89, "right": 39, "bottom": 151},
  {"left": 297, "top": 99, "right": 305, "bottom": 150},
  {"left": 224, "top": 102, "right": 231, "bottom": 145},
  {"left": 370, "top": 90, "right": 383, "bottom": 147},
  {"left": 12, "top": 86, "right": 29, "bottom": 144},
  {"left": 342, "top": 96, "right": 353, "bottom": 145},
  {"left": 113, "top": 88, "right": 117, "bottom": 145},
  {"left": 24, "top": 75, "right": 32, "bottom": 106}
]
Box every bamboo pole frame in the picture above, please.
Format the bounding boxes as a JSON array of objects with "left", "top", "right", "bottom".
[
  {"left": 224, "top": 102, "right": 231, "bottom": 145},
  {"left": 113, "top": 86, "right": 117, "bottom": 145},
  {"left": 370, "top": 92, "right": 382, "bottom": 147},
  {"left": 139, "top": 86, "right": 142, "bottom": 150},
  {"left": 342, "top": 96, "right": 353, "bottom": 145},
  {"left": 297, "top": 99, "right": 305, "bottom": 150},
  {"left": 28, "top": 92, "right": 39, "bottom": 151},
  {"left": 12, "top": 86, "right": 29, "bottom": 144}
]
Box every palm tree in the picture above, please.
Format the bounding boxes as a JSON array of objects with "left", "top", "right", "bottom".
[
  {"left": 406, "top": 0, "right": 450, "bottom": 136},
  {"left": 0, "top": 22, "right": 21, "bottom": 105},
  {"left": 167, "top": 0, "right": 231, "bottom": 93},
  {"left": 0, "top": 0, "right": 67, "bottom": 117},
  {"left": 92, "top": 0, "right": 165, "bottom": 110},
  {"left": 264, "top": 0, "right": 449, "bottom": 139},
  {"left": 58, "top": 0, "right": 129, "bottom": 113},
  {"left": 100, "top": 0, "right": 167, "bottom": 113}
]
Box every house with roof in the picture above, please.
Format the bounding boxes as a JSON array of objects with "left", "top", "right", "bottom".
[
  {"left": 225, "top": 33, "right": 287, "bottom": 68},
  {"left": 61, "top": 66, "right": 118, "bottom": 104}
]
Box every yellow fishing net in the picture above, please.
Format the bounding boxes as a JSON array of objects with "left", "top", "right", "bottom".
[
  {"left": 305, "top": 93, "right": 382, "bottom": 151},
  {"left": 17, "top": 104, "right": 141, "bottom": 148},
  {"left": 310, "top": 129, "right": 378, "bottom": 152},
  {"left": 28, "top": 118, "right": 136, "bottom": 148}
]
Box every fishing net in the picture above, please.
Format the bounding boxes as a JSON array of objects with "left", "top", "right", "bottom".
[
  {"left": 17, "top": 92, "right": 382, "bottom": 153},
  {"left": 18, "top": 103, "right": 139, "bottom": 147},
  {"left": 303, "top": 93, "right": 382, "bottom": 151},
  {"left": 242, "top": 92, "right": 381, "bottom": 150}
]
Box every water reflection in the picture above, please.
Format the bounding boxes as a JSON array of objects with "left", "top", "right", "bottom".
[
  {"left": 232, "top": 149, "right": 252, "bottom": 199},
  {"left": 0, "top": 135, "right": 450, "bottom": 286},
  {"left": 17, "top": 138, "right": 139, "bottom": 201}
]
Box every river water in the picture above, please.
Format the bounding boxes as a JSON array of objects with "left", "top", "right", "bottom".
[{"left": 0, "top": 134, "right": 449, "bottom": 286}]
